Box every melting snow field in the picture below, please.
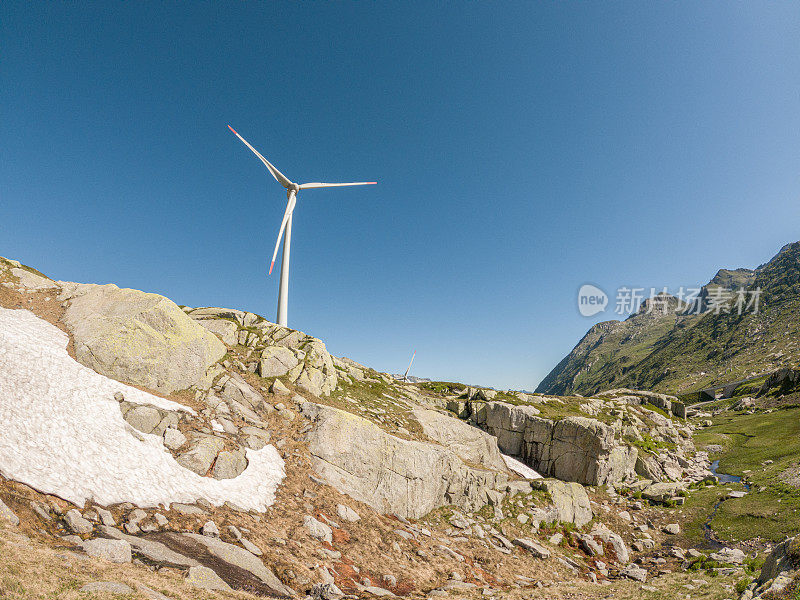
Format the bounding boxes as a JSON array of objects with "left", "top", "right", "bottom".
[
  {"left": 503, "top": 454, "right": 542, "bottom": 480},
  {"left": 0, "top": 308, "right": 285, "bottom": 510}
]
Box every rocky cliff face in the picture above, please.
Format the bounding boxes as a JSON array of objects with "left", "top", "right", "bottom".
[
  {"left": 481, "top": 401, "right": 637, "bottom": 486},
  {"left": 537, "top": 240, "right": 800, "bottom": 396}
]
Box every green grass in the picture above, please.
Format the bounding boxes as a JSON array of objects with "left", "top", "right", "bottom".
[{"left": 690, "top": 406, "right": 800, "bottom": 543}]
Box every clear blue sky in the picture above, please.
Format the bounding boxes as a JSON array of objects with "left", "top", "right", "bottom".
[{"left": 2, "top": 3, "right": 799, "bottom": 391}]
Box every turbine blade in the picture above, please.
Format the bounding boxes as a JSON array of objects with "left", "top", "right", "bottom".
[
  {"left": 268, "top": 193, "right": 297, "bottom": 275},
  {"left": 298, "top": 181, "right": 377, "bottom": 189},
  {"left": 228, "top": 125, "right": 293, "bottom": 189}
]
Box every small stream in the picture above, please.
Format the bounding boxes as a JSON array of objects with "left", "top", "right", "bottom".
[{"left": 703, "top": 460, "right": 751, "bottom": 547}]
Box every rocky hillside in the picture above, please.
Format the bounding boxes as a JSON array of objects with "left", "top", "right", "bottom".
[
  {"left": 0, "top": 254, "right": 796, "bottom": 600},
  {"left": 537, "top": 241, "right": 800, "bottom": 396}
]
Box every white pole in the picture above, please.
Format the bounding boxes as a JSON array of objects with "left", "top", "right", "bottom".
[
  {"left": 403, "top": 350, "right": 416, "bottom": 381},
  {"left": 276, "top": 191, "right": 294, "bottom": 327}
]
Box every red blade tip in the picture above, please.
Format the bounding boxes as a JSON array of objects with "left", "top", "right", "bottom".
[
  {"left": 268, "top": 260, "right": 275, "bottom": 275},
  {"left": 227, "top": 124, "right": 238, "bottom": 135}
]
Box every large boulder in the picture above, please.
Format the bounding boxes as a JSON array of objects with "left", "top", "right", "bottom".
[
  {"left": 60, "top": 283, "right": 225, "bottom": 394},
  {"left": 300, "top": 403, "right": 508, "bottom": 519},
  {"left": 484, "top": 402, "right": 637, "bottom": 486},
  {"left": 412, "top": 408, "right": 507, "bottom": 471},
  {"left": 530, "top": 479, "right": 592, "bottom": 527}
]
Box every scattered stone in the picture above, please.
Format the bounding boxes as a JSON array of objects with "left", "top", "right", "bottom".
[
  {"left": 311, "top": 582, "right": 345, "bottom": 600},
  {"left": 176, "top": 436, "right": 225, "bottom": 476},
  {"left": 81, "top": 538, "right": 132, "bottom": 563},
  {"left": 212, "top": 449, "right": 248, "bottom": 479},
  {"left": 363, "top": 585, "right": 395, "bottom": 597},
  {"left": 186, "top": 565, "right": 232, "bottom": 591},
  {"left": 270, "top": 379, "right": 291, "bottom": 395},
  {"left": 0, "top": 498, "right": 19, "bottom": 526},
  {"left": 449, "top": 512, "right": 470, "bottom": 529},
  {"left": 95, "top": 507, "right": 115, "bottom": 526},
  {"left": 136, "top": 583, "right": 173, "bottom": 600},
  {"left": 64, "top": 509, "right": 93, "bottom": 534},
  {"left": 127, "top": 508, "right": 147, "bottom": 525},
  {"left": 201, "top": 520, "right": 220, "bottom": 537},
  {"left": 621, "top": 563, "right": 648, "bottom": 582},
  {"left": 123, "top": 522, "right": 140, "bottom": 534},
  {"left": 336, "top": 504, "right": 360, "bottom": 522},
  {"left": 163, "top": 428, "right": 187, "bottom": 450},
  {"left": 99, "top": 525, "right": 199, "bottom": 568},
  {"left": 124, "top": 405, "right": 163, "bottom": 434},
  {"left": 30, "top": 501, "right": 51, "bottom": 522},
  {"left": 590, "top": 528, "right": 629, "bottom": 563},
  {"left": 180, "top": 533, "right": 294, "bottom": 597},
  {"left": 513, "top": 538, "right": 551, "bottom": 559},
  {"left": 79, "top": 582, "right": 134, "bottom": 594},
  {"left": 670, "top": 546, "right": 686, "bottom": 560},
  {"left": 241, "top": 538, "right": 263, "bottom": 556},
  {"left": 171, "top": 503, "right": 205, "bottom": 515},
  {"left": 531, "top": 479, "right": 593, "bottom": 527},
  {"left": 578, "top": 534, "right": 604, "bottom": 557},
  {"left": 710, "top": 547, "right": 745, "bottom": 564},
  {"left": 304, "top": 515, "right": 333, "bottom": 543},
  {"left": 663, "top": 523, "right": 680, "bottom": 535}
]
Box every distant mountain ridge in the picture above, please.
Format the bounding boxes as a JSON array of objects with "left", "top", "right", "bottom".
[{"left": 536, "top": 241, "right": 800, "bottom": 396}]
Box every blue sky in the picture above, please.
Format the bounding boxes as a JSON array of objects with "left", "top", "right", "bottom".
[{"left": 2, "top": 2, "right": 799, "bottom": 391}]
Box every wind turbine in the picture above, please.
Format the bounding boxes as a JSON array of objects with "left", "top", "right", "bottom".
[
  {"left": 403, "top": 350, "right": 416, "bottom": 382},
  {"left": 228, "top": 125, "right": 376, "bottom": 328}
]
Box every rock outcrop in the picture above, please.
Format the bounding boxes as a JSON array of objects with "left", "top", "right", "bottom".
[
  {"left": 60, "top": 283, "right": 226, "bottom": 394},
  {"left": 484, "top": 402, "right": 637, "bottom": 486},
  {"left": 185, "top": 308, "right": 338, "bottom": 397},
  {"left": 411, "top": 408, "right": 507, "bottom": 471},
  {"left": 598, "top": 388, "right": 686, "bottom": 419},
  {"left": 300, "top": 402, "right": 508, "bottom": 519},
  {"left": 743, "top": 536, "right": 799, "bottom": 599}
]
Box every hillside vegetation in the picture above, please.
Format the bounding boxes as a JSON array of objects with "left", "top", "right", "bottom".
[{"left": 537, "top": 241, "right": 800, "bottom": 396}]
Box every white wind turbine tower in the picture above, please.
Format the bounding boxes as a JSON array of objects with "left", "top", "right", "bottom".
[{"left": 228, "top": 125, "right": 376, "bottom": 328}]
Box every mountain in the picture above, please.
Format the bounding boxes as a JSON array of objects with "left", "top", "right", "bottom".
[
  {"left": 2, "top": 252, "right": 797, "bottom": 599},
  {"left": 537, "top": 241, "right": 800, "bottom": 396}
]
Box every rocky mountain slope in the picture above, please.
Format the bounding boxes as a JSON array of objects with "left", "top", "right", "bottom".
[
  {"left": 537, "top": 241, "right": 800, "bottom": 396},
  {"left": 0, "top": 254, "right": 796, "bottom": 600}
]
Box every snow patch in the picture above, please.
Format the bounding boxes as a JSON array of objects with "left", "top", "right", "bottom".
[
  {"left": 0, "top": 308, "right": 284, "bottom": 510},
  {"left": 502, "top": 454, "right": 542, "bottom": 479}
]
